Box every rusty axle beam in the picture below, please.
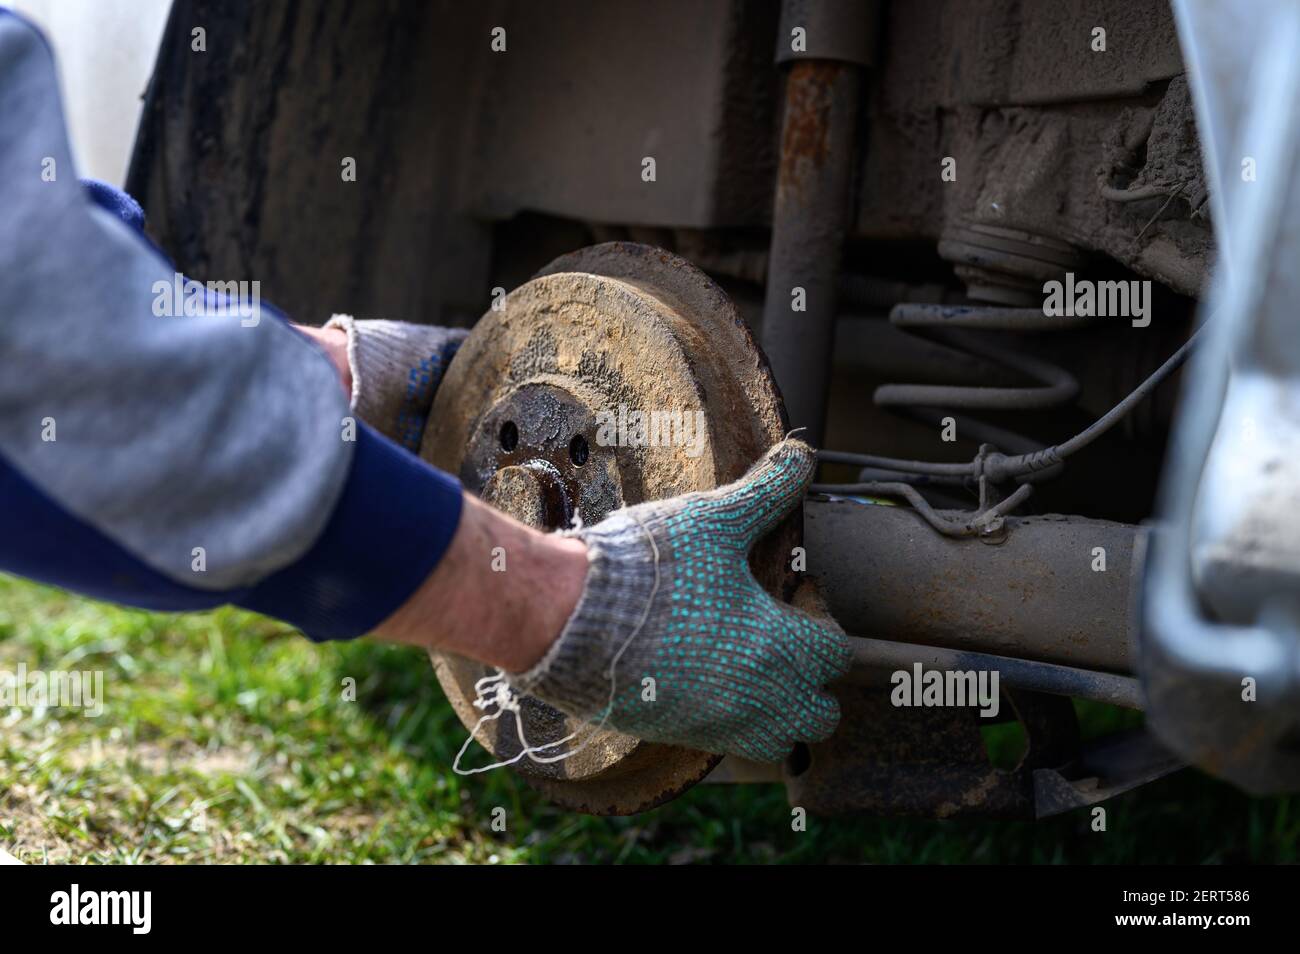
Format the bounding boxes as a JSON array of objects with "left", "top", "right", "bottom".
[{"left": 806, "top": 496, "right": 1142, "bottom": 674}]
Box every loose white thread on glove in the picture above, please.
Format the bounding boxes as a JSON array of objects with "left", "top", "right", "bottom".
[{"left": 451, "top": 513, "right": 659, "bottom": 775}]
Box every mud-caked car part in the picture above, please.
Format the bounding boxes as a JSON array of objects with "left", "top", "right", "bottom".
[{"left": 420, "top": 243, "right": 799, "bottom": 815}]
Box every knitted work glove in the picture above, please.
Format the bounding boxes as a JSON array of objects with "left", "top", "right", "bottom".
[
  {"left": 324, "top": 315, "right": 467, "bottom": 453},
  {"left": 508, "top": 438, "right": 851, "bottom": 762}
]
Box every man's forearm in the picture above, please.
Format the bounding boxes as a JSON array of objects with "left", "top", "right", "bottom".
[{"left": 376, "top": 493, "right": 587, "bottom": 672}]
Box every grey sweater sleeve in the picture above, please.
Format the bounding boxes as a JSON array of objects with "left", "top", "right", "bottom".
[
  {"left": 0, "top": 12, "right": 351, "bottom": 591},
  {"left": 0, "top": 10, "right": 465, "bottom": 635}
]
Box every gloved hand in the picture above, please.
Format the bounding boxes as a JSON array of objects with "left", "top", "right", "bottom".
[
  {"left": 507, "top": 438, "right": 851, "bottom": 762},
  {"left": 323, "top": 315, "right": 466, "bottom": 453}
]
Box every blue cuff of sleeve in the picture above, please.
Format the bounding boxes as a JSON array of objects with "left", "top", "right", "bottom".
[
  {"left": 0, "top": 422, "right": 462, "bottom": 641},
  {"left": 81, "top": 178, "right": 146, "bottom": 232},
  {"left": 236, "top": 421, "right": 463, "bottom": 640}
]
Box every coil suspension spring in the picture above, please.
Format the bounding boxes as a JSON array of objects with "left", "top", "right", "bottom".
[{"left": 868, "top": 302, "right": 1094, "bottom": 488}]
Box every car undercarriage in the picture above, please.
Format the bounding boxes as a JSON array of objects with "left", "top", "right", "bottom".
[{"left": 125, "top": 0, "right": 1300, "bottom": 819}]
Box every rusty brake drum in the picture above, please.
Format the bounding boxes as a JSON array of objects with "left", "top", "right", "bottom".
[{"left": 419, "top": 242, "right": 795, "bottom": 815}]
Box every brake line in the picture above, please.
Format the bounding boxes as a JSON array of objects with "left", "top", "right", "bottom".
[{"left": 816, "top": 323, "right": 1202, "bottom": 485}]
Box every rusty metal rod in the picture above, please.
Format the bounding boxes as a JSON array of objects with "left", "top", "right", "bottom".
[
  {"left": 845, "top": 635, "right": 1144, "bottom": 709},
  {"left": 761, "top": 58, "right": 863, "bottom": 441}
]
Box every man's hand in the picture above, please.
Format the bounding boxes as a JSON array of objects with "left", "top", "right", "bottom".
[
  {"left": 508, "top": 438, "right": 849, "bottom": 762},
  {"left": 378, "top": 438, "right": 850, "bottom": 763},
  {"left": 294, "top": 324, "right": 352, "bottom": 396},
  {"left": 299, "top": 317, "right": 467, "bottom": 453}
]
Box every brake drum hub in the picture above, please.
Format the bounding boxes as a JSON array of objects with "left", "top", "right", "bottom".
[{"left": 421, "top": 243, "right": 793, "bottom": 814}]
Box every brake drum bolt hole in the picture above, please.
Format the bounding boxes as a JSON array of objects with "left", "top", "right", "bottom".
[
  {"left": 569, "top": 434, "right": 589, "bottom": 467},
  {"left": 500, "top": 420, "right": 519, "bottom": 452}
]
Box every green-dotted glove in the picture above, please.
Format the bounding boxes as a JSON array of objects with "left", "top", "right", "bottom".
[
  {"left": 324, "top": 315, "right": 467, "bottom": 452},
  {"left": 508, "top": 438, "right": 851, "bottom": 762}
]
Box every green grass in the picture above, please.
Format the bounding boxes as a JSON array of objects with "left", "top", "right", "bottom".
[{"left": 0, "top": 573, "right": 1296, "bottom": 864}]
